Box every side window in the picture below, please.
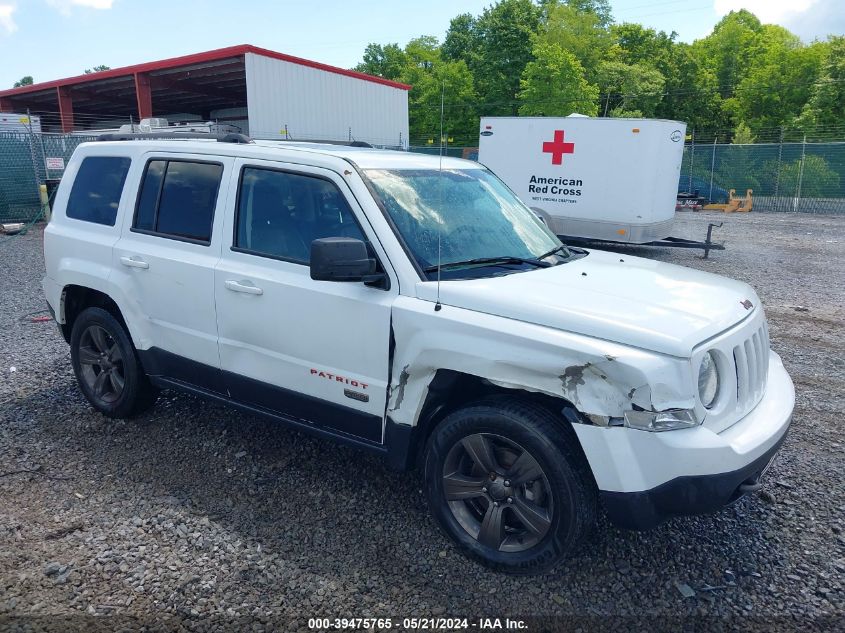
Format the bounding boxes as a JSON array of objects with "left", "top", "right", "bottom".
[
  {"left": 66, "top": 156, "right": 131, "bottom": 226},
  {"left": 133, "top": 159, "right": 223, "bottom": 243},
  {"left": 234, "top": 167, "right": 366, "bottom": 263}
]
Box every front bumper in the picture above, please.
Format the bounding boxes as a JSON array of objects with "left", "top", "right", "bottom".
[
  {"left": 573, "top": 351, "right": 793, "bottom": 529},
  {"left": 600, "top": 423, "right": 787, "bottom": 529}
]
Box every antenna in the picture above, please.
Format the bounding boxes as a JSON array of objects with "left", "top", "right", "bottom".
[{"left": 434, "top": 82, "right": 445, "bottom": 312}]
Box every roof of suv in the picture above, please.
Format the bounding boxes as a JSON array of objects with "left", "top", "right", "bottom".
[{"left": 81, "top": 138, "right": 481, "bottom": 171}]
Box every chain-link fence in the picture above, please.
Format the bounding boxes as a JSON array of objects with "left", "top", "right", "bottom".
[
  {"left": 0, "top": 132, "right": 98, "bottom": 223},
  {"left": 3, "top": 131, "right": 845, "bottom": 223},
  {"left": 680, "top": 139, "right": 845, "bottom": 213},
  {"left": 411, "top": 138, "right": 845, "bottom": 214}
]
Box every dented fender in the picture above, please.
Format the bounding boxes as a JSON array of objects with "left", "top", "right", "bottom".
[{"left": 388, "top": 296, "right": 696, "bottom": 427}]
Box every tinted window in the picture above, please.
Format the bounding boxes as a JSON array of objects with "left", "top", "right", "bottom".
[
  {"left": 235, "top": 167, "right": 365, "bottom": 262},
  {"left": 66, "top": 156, "right": 131, "bottom": 226},
  {"left": 132, "top": 160, "right": 222, "bottom": 243},
  {"left": 134, "top": 160, "right": 165, "bottom": 231}
]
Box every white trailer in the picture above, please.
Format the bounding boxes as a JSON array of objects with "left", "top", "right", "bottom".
[
  {"left": 0, "top": 112, "right": 41, "bottom": 134},
  {"left": 478, "top": 116, "right": 693, "bottom": 244}
]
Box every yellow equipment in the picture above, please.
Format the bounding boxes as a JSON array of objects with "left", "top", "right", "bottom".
[{"left": 704, "top": 189, "right": 753, "bottom": 213}]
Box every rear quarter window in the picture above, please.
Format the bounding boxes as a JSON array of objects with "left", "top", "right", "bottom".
[{"left": 66, "top": 156, "right": 131, "bottom": 226}]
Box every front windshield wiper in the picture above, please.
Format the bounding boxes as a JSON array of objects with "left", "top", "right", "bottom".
[
  {"left": 423, "top": 256, "right": 551, "bottom": 273},
  {"left": 537, "top": 244, "right": 571, "bottom": 260}
]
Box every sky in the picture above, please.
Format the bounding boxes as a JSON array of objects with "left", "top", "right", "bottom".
[{"left": 0, "top": 0, "right": 841, "bottom": 90}]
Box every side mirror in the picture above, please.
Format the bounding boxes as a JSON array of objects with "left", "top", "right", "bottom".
[{"left": 310, "top": 237, "right": 379, "bottom": 282}]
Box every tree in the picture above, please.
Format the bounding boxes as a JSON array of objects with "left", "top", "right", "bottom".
[
  {"left": 538, "top": 0, "right": 613, "bottom": 27},
  {"left": 354, "top": 43, "right": 407, "bottom": 80},
  {"left": 796, "top": 36, "right": 845, "bottom": 136},
  {"left": 732, "top": 122, "right": 755, "bottom": 144},
  {"left": 654, "top": 43, "right": 724, "bottom": 132},
  {"left": 352, "top": 6, "right": 843, "bottom": 147},
  {"left": 609, "top": 23, "right": 675, "bottom": 69},
  {"left": 693, "top": 10, "right": 763, "bottom": 100},
  {"left": 761, "top": 154, "right": 840, "bottom": 197},
  {"left": 730, "top": 28, "right": 825, "bottom": 136},
  {"left": 442, "top": 13, "right": 477, "bottom": 66},
  {"left": 13, "top": 76, "right": 33, "bottom": 88},
  {"left": 596, "top": 61, "right": 665, "bottom": 117},
  {"left": 84, "top": 65, "right": 111, "bottom": 74},
  {"left": 470, "top": 0, "right": 542, "bottom": 115},
  {"left": 519, "top": 41, "right": 599, "bottom": 116},
  {"left": 539, "top": 2, "right": 612, "bottom": 84},
  {"left": 410, "top": 60, "right": 478, "bottom": 146}
]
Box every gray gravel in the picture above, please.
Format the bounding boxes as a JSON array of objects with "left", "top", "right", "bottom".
[{"left": 0, "top": 212, "right": 843, "bottom": 631}]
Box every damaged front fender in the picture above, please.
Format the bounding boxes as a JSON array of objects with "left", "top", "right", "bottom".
[{"left": 388, "top": 297, "right": 695, "bottom": 428}]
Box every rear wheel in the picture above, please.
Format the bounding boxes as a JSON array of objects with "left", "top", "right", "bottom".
[
  {"left": 70, "top": 307, "right": 157, "bottom": 418},
  {"left": 424, "top": 396, "right": 596, "bottom": 574}
]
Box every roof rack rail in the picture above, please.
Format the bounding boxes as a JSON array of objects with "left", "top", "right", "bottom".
[
  {"left": 276, "top": 138, "right": 373, "bottom": 148},
  {"left": 95, "top": 131, "right": 253, "bottom": 144}
]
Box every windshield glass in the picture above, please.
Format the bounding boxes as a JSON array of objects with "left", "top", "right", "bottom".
[{"left": 364, "top": 168, "right": 563, "bottom": 278}]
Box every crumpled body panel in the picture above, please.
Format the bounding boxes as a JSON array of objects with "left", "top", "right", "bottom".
[{"left": 388, "top": 296, "right": 695, "bottom": 428}]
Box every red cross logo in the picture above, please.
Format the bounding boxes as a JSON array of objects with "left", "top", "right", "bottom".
[{"left": 542, "top": 130, "right": 575, "bottom": 165}]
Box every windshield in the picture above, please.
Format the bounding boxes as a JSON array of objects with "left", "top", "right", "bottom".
[{"left": 364, "top": 168, "right": 563, "bottom": 279}]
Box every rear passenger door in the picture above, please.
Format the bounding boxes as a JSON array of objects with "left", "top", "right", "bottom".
[
  {"left": 113, "top": 153, "right": 233, "bottom": 390},
  {"left": 214, "top": 158, "right": 396, "bottom": 444}
]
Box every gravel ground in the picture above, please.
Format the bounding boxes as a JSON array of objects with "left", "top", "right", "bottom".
[{"left": 0, "top": 212, "right": 843, "bottom": 632}]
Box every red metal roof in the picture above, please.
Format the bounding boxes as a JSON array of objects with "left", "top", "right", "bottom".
[{"left": 0, "top": 44, "right": 411, "bottom": 97}]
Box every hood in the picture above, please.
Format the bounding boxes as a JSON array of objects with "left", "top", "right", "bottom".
[{"left": 415, "top": 249, "right": 759, "bottom": 357}]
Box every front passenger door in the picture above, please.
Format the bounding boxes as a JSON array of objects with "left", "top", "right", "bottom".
[{"left": 214, "top": 160, "right": 396, "bottom": 443}]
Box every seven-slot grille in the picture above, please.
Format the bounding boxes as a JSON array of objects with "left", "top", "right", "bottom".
[{"left": 733, "top": 321, "right": 770, "bottom": 413}]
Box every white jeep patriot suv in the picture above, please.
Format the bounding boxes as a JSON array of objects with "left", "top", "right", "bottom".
[{"left": 43, "top": 133, "right": 794, "bottom": 574}]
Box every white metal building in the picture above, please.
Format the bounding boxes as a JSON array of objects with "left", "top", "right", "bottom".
[{"left": 0, "top": 45, "right": 410, "bottom": 147}]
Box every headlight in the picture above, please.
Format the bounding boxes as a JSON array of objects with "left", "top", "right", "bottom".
[
  {"left": 624, "top": 409, "right": 699, "bottom": 432},
  {"left": 698, "top": 351, "right": 720, "bottom": 408}
]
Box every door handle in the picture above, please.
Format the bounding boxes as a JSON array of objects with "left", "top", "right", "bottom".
[
  {"left": 120, "top": 256, "right": 149, "bottom": 269},
  {"left": 225, "top": 280, "right": 263, "bottom": 295}
]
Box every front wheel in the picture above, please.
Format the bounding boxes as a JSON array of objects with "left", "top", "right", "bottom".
[{"left": 424, "top": 397, "right": 597, "bottom": 574}]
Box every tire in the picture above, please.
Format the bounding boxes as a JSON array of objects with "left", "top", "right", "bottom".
[
  {"left": 423, "top": 396, "right": 597, "bottom": 575},
  {"left": 70, "top": 306, "right": 157, "bottom": 418}
]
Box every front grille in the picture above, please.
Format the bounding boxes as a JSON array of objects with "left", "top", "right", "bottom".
[{"left": 732, "top": 322, "right": 770, "bottom": 413}]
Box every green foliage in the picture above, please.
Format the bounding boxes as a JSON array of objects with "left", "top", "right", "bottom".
[
  {"left": 694, "top": 10, "right": 764, "bottom": 99},
  {"left": 13, "top": 76, "right": 33, "bottom": 88},
  {"left": 539, "top": 2, "right": 611, "bottom": 83},
  {"left": 733, "top": 122, "right": 756, "bottom": 144},
  {"left": 519, "top": 41, "right": 599, "bottom": 116},
  {"left": 655, "top": 43, "right": 724, "bottom": 132},
  {"left": 761, "top": 155, "right": 840, "bottom": 197},
  {"left": 354, "top": 44, "right": 407, "bottom": 80},
  {"left": 352, "top": 1, "right": 839, "bottom": 145},
  {"left": 441, "top": 13, "right": 477, "bottom": 65},
  {"left": 596, "top": 60, "right": 665, "bottom": 117},
  {"left": 609, "top": 22, "right": 675, "bottom": 68},
  {"left": 84, "top": 65, "right": 111, "bottom": 74},
  {"left": 471, "top": 0, "right": 542, "bottom": 115},
  {"left": 796, "top": 37, "right": 845, "bottom": 135}
]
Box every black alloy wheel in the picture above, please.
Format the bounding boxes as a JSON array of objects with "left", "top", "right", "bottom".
[
  {"left": 77, "top": 324, "right": 125, "bottom": 404},
  {"left": 424, "top": 396, "right": 597, "bottom": 574},
  {"left": 70, "top": 307, "right": 157, "bottom": 418},
  {"left": 442, "top": 432, "right": 553, "bottom": 552}
]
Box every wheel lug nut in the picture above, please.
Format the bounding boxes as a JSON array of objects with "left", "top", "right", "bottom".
[
  {"left": 507, "top": 497, "right": 513, "bottom": 504},
  {"left": 493, "top": 501, "right": 499, "bottom": 507},
  {"left": 504, "top": 480, "right": 511, "bottom": 487},
  {"left": 482, "top": 487, "right": 487, "bottom": 493}
]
